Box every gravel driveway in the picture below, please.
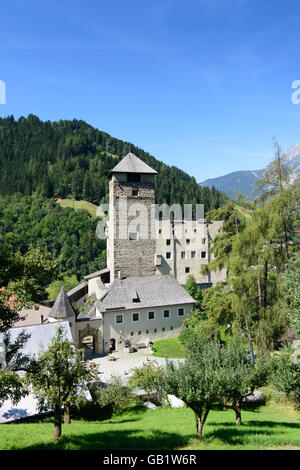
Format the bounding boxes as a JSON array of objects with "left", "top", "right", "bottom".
[{"left": 89, "top": 347, "right": 182, "bottom": 383}]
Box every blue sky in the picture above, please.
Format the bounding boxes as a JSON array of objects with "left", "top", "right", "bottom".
[{"left": 1, "top": 0, "right": 300, "bottom": 181}]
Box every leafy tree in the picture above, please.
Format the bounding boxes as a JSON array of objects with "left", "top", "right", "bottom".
[
  {"left": 220, "top": 337, "right": 270, "bottom": 425},
  {"left": 93, "top": 375, "right": 132, "bottom": 414},
  {"left": 163, "top": 340, "right": 224, "bottom": 439},
  {"left": 46, "top": 275, "right": 79, "bottom": 301},
  {"left": 271, "top": 348, "right": 300, "bottom": 409},
  {"left": 184, "top": 274, "right": 203, "bottom": 309},
  {"left": 0, "top": 236, "right": 58, "bottom": 332},
  {"left": 202, "top": 202, "right": 247, "bottom": 274},
  {"left": 283, "top": 252, "right": 300, "bottom": 337},
  {"left": 181, "top": 275, "right": 206, "bottom": 337},
  {"left": 128, "top": 361, "right": 166, "bottom": 405},
  {"left": 254, "top": 140, "right": 296, "bottom": 260},
  {"left": 27, "top": 326, "right": 97, "bottom": 440}
]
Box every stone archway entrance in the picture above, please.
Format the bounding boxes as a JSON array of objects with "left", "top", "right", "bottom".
[{"left": 79, "top": 325, "right": 99, "bottom": 358}]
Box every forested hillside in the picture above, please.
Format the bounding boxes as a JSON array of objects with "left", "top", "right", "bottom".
[
  {"left": 0, "top": 115, "right": 227, "bottom": 210},
  {"left": 0, "top": 194, "right": 106, "bottom": 280}
]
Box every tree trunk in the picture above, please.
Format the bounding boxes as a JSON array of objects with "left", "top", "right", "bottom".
[
  {"left": 248, "top": 337, "right": 255, "bottom": 363},
  {"left": 262, "top": 260, "right": 268, "bottom": 308},
  {"left": 283, "top": 220, "right": 289, "bottom": 260},
  {"left": 234, "top": 404, "right": 242, "bottom": 426},
  {"left": 195, "top": 409, "right": 209, "bottom": 439},
  {"left": 196, "top": 417, "right": 204, "bottom": 439},
  {"left": 53, "top": 407, "right": 62, "bottom": 440},
  {"left": 64, "top": 406, "right": 71, "bottom": 424}
]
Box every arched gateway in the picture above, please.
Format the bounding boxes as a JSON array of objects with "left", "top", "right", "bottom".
[{"left": 79, "top": 325, "right": 99, "bottom": 355}]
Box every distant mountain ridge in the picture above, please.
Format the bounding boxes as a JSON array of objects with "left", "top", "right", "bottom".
[{"left": 200, "top": 142, "right": 300, "bottom": 199}]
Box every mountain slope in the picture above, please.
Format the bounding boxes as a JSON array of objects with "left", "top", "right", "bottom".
[
  {"left": 0, "top": 115, "right": 227, "bottom": 212},
  {"left": 200, "top": 142, "right": 300, "bottom": 199},
  {"left": 200, "top": 170, "right": 263, "bottom": 199}
]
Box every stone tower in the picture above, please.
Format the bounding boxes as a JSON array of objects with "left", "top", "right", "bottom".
[{"left": 107, "top": 152, "right": 157, "bottom": 280}]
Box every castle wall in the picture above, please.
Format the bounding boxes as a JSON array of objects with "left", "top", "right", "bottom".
[
  {"left": 155, "top": 219, "right": 226, "bottom": 286},
  {"left": 101, "top": 302, "right": 193, "bottom": 353}
]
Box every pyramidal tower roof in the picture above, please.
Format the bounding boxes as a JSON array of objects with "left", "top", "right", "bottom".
[
  {"left": 110, "top": 152, "right": 157, "bottom": 175},
  {"left": 49, "top": 287, "right": 75, "bottom": 319}
]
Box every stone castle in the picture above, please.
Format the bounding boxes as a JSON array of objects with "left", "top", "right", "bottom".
[{"left": 45, "top": 152, "right": 226, "bottom": 355}]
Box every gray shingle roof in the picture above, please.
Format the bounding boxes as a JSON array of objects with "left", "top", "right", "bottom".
[
  {"left": 0, "top": 321, "right": 73, "bottom": 359},
  {"left": 110, "top": 153, "right": 157, "bottom": 175},
  {"left": 67, "top": 281, "right": 88, "bottom": 297},
  {"left": 84, "top": 268, "right": 110, "bottom": 281},
  {"left": 49, "top": 287, "right": 75, "bottom": 319},
  {"left": 97, "top": 275, "right": 195, "bottom": 312}
]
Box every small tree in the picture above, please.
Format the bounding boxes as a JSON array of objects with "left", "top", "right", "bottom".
[
  {"left": 220, "top": 337, "right": 270, "bottom": 425},
  {"left": 271, "top": 349, "right": 300, "bottom": 409},
  {"left": 283, "top": 252, "right": 300, "bottom": 337},
  {"left": 27, "top": 326, "right": 97, "bottom": 440},
  {"left": 94, "top": 375, "right": 132, "bottom": 414},
  {"left": 164, "top": 340, "right": 224, "bottom": 439},
  {"left": 128, "top": 361, "right": 166, "bottom": 405}
]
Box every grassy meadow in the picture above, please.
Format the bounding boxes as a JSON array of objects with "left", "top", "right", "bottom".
[
  {"left": 1, "top": 404, "right": 300, "bottom": 450},
  {"left": 152, "top": 338, "right": 186, "bottom": 359},
  {"left": 56, "top": 199, "right": 99, "bottom": 217}
]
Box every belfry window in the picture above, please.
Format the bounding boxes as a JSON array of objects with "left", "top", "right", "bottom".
[{"left": 127, "top": 173, "right": 141, "bottom": 182}]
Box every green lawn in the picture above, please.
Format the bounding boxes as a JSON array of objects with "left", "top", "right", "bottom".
[
  {"left": 1, "top": 404, "right": 300, "bottom": 450},
  {"left": 152, "top": 337, "right": 186, "bottom": 359},
  {"left": 56, "top": 199, "right": 100, "bottom": 217}
]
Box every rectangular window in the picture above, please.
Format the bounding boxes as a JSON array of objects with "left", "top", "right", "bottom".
[
  {"left": 166, "top": 251, "right": 172, "bottom": 259},
  {"left": 181, "top": 251, "right": 186, "bottom": 259},
  {"left": 191, "top": 250, "right": 196, "bottom": 259},
  {"left": 178, "top": 308, "right": 185, "bottom": 316},
  {"left": 127, "top": 173, "right": 141, "bottom": 182},
  {"left": 201, "top": 251, "right": 206, "bottom": 259},
  {"left": 129, "top": 232, "right": 138, "bottom": 241},
  {"left": 163, "top": 309, "right": 170, "bottom": 318},
  {"left": 186, "top": 239, "right": 190, "bottom": 245},
  {"left": 166, "top": 239, "right": 171, "bottom": 245},
  {"left": 132, "top": 312, "right": 139, "bottom": 322},
  {"left": 115, "top": 314, "right": 123, "bottom": 324},
  {"left": 201, "top": 238, "right": 206, "bottom": 244},
  {"left": 185, "top": 267, "right": 190, "bottom": 273},
  {"left": 148, "top": 311, "right": 155, "bottom": 320}
]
